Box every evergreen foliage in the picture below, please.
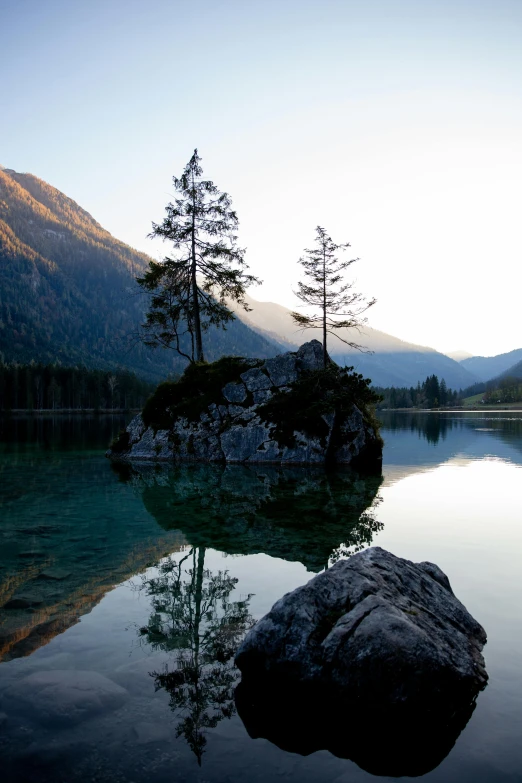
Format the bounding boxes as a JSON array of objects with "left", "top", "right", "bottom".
[
  {"left": 257, "top": 364, "right": 382, "bottom": 450},
  {"left": 375, "top": 375, "right": 461, "bottom": 409},
  {"left": 291, "top": 226, "right": 376, "bottom": 367},
  {"left": 483, "top": 376, "right": 522, "bottom": 404},
  {"left": 137, "top": 548, "right": 254, "bottom": 765},
  {"left": 138, "top": 150, "right": 261, "bottom": 363},
  {"left": 142, "top": 356, "right": 260, "bottom": 431},
  {"left": 0, "top": 362, "right": 153, "bottom": 411}
]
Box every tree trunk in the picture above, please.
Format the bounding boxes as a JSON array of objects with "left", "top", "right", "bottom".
[
  {"left": 192, "top": 546, "right": 205, "bottom": 766},
  {"left": 322, "top": 244, "right": 327, "bottom": 368},
  {"left": 191, "top": 175, "right": 204, "bottom": 363}
]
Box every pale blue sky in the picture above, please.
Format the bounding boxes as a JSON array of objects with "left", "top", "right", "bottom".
[{"left": 1, "top": 0, "right": 521, "bottom": 355}]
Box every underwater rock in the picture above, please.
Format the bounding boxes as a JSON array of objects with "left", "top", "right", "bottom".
[
  {"left": 2, "top": 670, "right": 129, "bottom": 725},
  {"left": 108, "top": 340, "right": 382, "bottom": 467},
  {"left": 235, "top": 546, "right": 487, "bottom": 776}
]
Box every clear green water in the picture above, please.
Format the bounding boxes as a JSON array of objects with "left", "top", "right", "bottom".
[{"left": 0, "top": 412, "right": 521, "bottom": 782}]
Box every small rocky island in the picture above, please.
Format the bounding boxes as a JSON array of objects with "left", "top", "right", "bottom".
[{"left": 108, "top": 340, "right": 382, "bottom": 466}]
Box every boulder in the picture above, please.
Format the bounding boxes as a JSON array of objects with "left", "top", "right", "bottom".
[
  {"left": 108, "top": 340, "right": 382, "bottom": 468},
  {"left": 236, "top": 546, "right": 487, "bottom": 699},
  {"left": 235, "top": 546, "right": 488, "bottom": 776}
]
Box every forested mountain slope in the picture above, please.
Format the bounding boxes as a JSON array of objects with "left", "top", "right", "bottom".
[
  {"left": 459, "top": 349, "right": 522, "bottom": 382},
  {"left": 0, "top": 168, "right": 280, "bottom": 379},
  {"left": 233, "top": 294, "right": 479, "bottom": 389}
]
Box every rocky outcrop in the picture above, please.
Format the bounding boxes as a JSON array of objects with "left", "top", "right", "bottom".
[
  {"left": 108, "top": 341, "right": 382, "bottom": 467},
  {"left": 235, "top": 547, "right": 488, "bottom": 776}
]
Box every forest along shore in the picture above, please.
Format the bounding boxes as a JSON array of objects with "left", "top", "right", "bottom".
[{"left": 0, "top": 409, "right": 141, "bottom": 415}]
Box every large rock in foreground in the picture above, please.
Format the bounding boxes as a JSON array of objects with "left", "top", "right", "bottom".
[
  {"left": 235, "top": 547, "right": 488, "bottom": 776},
  {"left": 108, "top": 340, "right": 382, "bottom": 467}
]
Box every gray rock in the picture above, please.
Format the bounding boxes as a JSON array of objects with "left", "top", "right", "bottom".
[
  {"left": 208, "top": 403, "right": 221, "bottom": 421},
  {"left": 222, "top": 382, "right": 248, "bottom": 403},
  {"left": 250, "top": 440, "right": 282, "bottom": 461},
  {"left": 240, "top": 367, "right": 272, "bottom": 392},
  {"left": 253, "top": 389, "right": 272, "bottom": 404},
  {"left": 236, "top": 546, "right": 487, "bottom": 705},
  {"left": 127, "top": 413, "right": 146, "bottom": 445},
  {"left": 3, "top": 594, "right": 43, "bottom": 609},
  {"left": 235, "top": 548, "right": 488, "bottom": 777},
  {"left": 228, "top": 404, "right": 247, "bottom": 418},
  {"left": 38, "top": 569, "right": 71, "bottom": 581},
  {"left": 2, "top": 670, "right": 129, "bottom": 725},
  {"left": 264, "top": 353, "right": 298, "bottom": 386},
  {"left": 295, "top": 340, "right": 324, "bottom": 371},
  {"left": 220, "top": 424, "right": 272, "bottom": 462},
  {"left": 280, "top": 438, "right": 324, "bottom": 463}
]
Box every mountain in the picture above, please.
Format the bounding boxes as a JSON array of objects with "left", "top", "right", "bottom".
[
  {"left": 233, "top": 295, "right": 479, "bottom": 389},
  {"left": 0, "top": 168, "right": 281, "bottom": 380},
  {"left": 498, "top": 360, "right": 522, "bottom": 381},
  {"left": 459, "top": 349, "right": 522, "bottom": 382},
  {"left": 444, "top": 349, "right": 474, "bottom": 362}
]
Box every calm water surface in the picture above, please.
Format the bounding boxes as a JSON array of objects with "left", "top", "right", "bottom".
[{"left": 0, "top": 412, "right": 521, "bottom": 782}]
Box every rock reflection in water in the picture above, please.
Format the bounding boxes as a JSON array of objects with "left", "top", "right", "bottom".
[
  {"left": 136, "top": 547, "right": 254, "bottom": 765},
  {"left": 115, "top": 463, "right": 383, "bottom": 571},
  {"left": 235, "top": 677, "right": 480, "bottom": 777}
]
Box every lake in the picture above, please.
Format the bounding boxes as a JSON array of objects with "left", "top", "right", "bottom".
[{"left": 0, "top": 411, "right": 521, "bottom": 782}]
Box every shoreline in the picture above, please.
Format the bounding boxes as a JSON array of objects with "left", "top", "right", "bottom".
[
  {"left": 378, "top": 407, "right": 522, "bottom": 413},
  {"left": 0, "top": 409, "right": 139, "bottom": 416}
]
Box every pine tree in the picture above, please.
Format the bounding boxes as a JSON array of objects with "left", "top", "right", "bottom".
[
  {"left": 291, "top": 226, "right": 376, "bottom": 367},
  {"left": 439, "top": 378, "right": 448, "bottom": 406},
  {"left": 137, "top": 150, "right": 261, "bottom": 363}
]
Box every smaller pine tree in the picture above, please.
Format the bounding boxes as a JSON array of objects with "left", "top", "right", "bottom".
[{"left": 291, "top": 226, "right": 376, "bottom": 367}]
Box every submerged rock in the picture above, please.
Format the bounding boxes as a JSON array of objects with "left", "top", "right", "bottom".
[
  {"left": 108, "top": 340, "right": 382, "bottom": 467},
  {"left": 235, "top": 546, "right": 488, "bottom": 776},
  {"left": 2, "top": 670, "right": 129, "bottom": 725}
]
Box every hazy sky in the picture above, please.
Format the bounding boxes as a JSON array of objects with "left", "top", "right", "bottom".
[{"left": 1, "top": 0, "right": 521, "bottom": 357}]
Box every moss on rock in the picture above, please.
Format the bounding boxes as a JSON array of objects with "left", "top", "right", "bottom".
[
  {"left": 257, "top": 365, "right": 382, "bottom": 451},
  {"left": 142, "top": 356, "right": 261, "bottom": 431}
]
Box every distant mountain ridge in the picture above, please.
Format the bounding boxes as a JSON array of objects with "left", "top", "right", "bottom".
[
  {"left": 0, "top": 166, "right": 492, "bottom": 389},
  {"left": 232, "top": 295, "right": 479, "bottom": 389},
  {"left": 0, "top": 168, "right": 281, "bottom": 379},
  {"left": 459, "top": 349, "right": 522, "bottom": 382},
  {"left": 445, "top": 349, "right": 474, "bottom": 362}
]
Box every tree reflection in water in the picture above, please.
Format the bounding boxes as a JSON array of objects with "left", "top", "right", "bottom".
[
  {"left": 127, "top": 465, "right": 385, "bottom": 763},
  {"left": 137, "top": 546, "right": 254, "bottom": 765},
  {"left": 116, "top": 463, "right": 384, "bottom": 572}
]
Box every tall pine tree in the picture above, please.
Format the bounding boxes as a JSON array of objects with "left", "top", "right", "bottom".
[{"left": 138, "top": 150, "right": 261, "bottom": 363}]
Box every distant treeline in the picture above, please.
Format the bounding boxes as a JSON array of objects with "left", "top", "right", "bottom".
[
  {"left": 460, "top": 373, "right": 522, "bottom": 403},
  {"left": 483, "top": 376, "right": 522, "bottom": 404},
  {"left": 374, "top": 374, "right": 461, "bottom": 409},
  {"left": 0, "top": 363, "right": 155, "bottom": 411}
]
